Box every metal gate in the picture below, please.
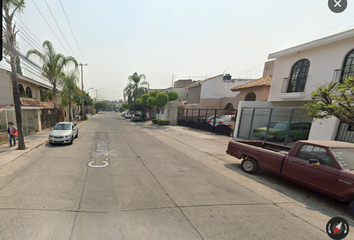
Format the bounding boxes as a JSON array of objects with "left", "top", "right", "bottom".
[
  {"left": 237, "top": 107, "right": 313, "bottom": 146},
  {"left": 41, "top": 114, "right": 54, "bottom": 130},
  {"left": 177, "top": 108, "right": 237, "bottom": 136},
  {"left": 336, "top": 123, "right": 354, "bottom": 143}
]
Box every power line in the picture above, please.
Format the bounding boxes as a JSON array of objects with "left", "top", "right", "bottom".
[
  {"left": 44, "top": 0, "right": 77, "bottom": 58},
  {"left": 59, "top": 0, "right": 95, "bottom": 88},
  {"left": 59, "top": 0, "right": 86, "bottom": 62},
  {"left": 30, "top": 0, "right": 70, "bottom": 55},
  {"left": 14, "top": 20, "right": 44, "bottom": 51},
  {"left": 14, "top": 17, "right": 43, "bottom": 47}
]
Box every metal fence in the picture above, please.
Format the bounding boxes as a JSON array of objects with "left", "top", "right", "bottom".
[
  {"left": 237, "top": 107, "right": 313, "bottom": 146},
  {"left": 41, "top": 114, "right": 55, "bottom": 130},
  {"left": 177, "top": 108, "right": 237, "bottom": 136},
  {"left": 336, "top": 123, "right": 354, "bottom": 143}
]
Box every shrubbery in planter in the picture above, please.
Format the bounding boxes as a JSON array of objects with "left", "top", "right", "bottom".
[
  {"left": 151, "top": 119, "right": 158, "bottom": 124},
  {"left": 157, "top": 119, "right": 170, "bottom": 126}
]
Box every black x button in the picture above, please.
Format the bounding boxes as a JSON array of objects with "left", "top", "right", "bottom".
[{"left": 328, "top": 0, "right": 348, "bottom": 13}]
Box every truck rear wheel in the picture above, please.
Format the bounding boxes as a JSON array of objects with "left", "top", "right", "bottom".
[
  {"left": 348, "top": 201, "right": 354, "bottom": 217},
  {"left": 241, "top": 158, "right": 260, "bottom": 174}
]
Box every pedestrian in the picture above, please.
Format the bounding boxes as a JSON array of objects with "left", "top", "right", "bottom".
[{"left": 7, "top": 121, "right": 17, "bottom": 147}]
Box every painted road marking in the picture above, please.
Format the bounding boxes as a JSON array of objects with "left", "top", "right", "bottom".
[
  {"left": 88, "top": 160, "right": 109, "bottom": 168},
  {"left": 88, "top": 133, "right": 115, "bottom": 168}
]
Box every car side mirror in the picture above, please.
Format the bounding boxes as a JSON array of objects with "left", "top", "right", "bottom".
[{"left": 309, "top": 159, "right": 319, "bottom": 165}]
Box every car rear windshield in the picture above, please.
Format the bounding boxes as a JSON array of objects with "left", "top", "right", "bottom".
[
  {"left": 54, "top": 124, "right": 71, "bottom": 130},
  {"left": 332, "top": 148, "right": 354, "bottom": 170},
  {"left": 135, "top": 114, "right": 141, "bottom": 117},
  {"left": 267, "top": 122, "right": 288, "bottom": 129}
]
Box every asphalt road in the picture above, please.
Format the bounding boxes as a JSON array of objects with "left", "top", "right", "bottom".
[{"left": 0, "top": 112, "right": 352, "bottom": 239}]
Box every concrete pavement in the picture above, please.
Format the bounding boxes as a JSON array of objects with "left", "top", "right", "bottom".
[{"left": 0, "top": 112, "right": 352, "bottom": 239}]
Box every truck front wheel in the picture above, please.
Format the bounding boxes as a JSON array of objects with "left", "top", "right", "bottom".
[
  {"left": 241, "top": 158, "right": 260, "bottom": 174},
  {"left": 348, "top": 201, "right": 354, "bottom": 217}
]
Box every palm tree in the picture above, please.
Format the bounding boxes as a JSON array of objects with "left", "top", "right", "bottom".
[
  {"left": 61, "top": 71, "right": 79, "bottom": 121},
  {"left": 26, "top": 40, "right": 78, "bottom": 124},
  {"left": 125, "top": 72, "right": 149, "bottom": 102},
  {"left": 3, "top": 0, "right": 26, "bottom": 150}
]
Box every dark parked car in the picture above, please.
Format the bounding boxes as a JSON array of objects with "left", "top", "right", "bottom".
[{"left": 131, "top": 114, "right": 142, "bottom": 122}]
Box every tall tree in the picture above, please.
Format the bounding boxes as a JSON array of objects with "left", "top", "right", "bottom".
[
  {"left": 26, "top": 40, "right": 78, "bottom": 124},
  {"left": 61, "top": 71, "right": 79, "bottom": 121},
  {"left": 124, "top": 72, "right": 149, "bottom": 102},
  {"left": 3, "top": 0, "right": 26, "bottom": 150}
]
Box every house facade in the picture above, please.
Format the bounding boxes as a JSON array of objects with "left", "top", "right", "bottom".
[
  {"left": 233, "top": 29, "right": 354, "bottom": 143},
  {"left": 184, "top": 74, "right": 254, "bottom": 110},
  {"left": 0, "top": 68, "right": 72, "bottom": 135}
]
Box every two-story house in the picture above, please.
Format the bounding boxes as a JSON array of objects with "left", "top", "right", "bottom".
[
  {"left": 233, "top": 29, "right": 354, "bottom": 143},
  {"left": 0, "top": 68, "right": 72, "bottom": 135}
]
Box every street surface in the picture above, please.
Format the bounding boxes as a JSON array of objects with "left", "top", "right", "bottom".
[{"left": 0, "top": 112, "right": 353, "bottom": 239}]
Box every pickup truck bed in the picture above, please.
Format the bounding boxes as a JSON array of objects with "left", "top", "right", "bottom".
[{"left": 227, "top": 141, "right": 291, "bottom": 175}]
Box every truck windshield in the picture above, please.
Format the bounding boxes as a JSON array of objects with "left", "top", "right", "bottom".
[{"left": 332, "top": 148, "right": 354, "bottom": 170}]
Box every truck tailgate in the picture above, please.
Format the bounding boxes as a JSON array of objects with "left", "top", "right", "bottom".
[{"left": 227, "top": 140, "right": 287, "bottom": 175}]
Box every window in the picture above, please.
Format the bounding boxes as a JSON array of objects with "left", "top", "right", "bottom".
[
  {"left": 296, "top": 144, "right": 334, "bottom": 167},
  {"left": 245, "top": 92, "right": 256, "bottom": 101},
  {"left": 18, "top": 84, "right": 25, "bottom": 97},
  {"left": 341, "top": 49, "right": 354, "bottom": 83},
  {"left": 26, "top": 87, "right": 32, "bottom": 98},
  {"left": 287, "top": 59, "right": 310, "bottom": 93}
]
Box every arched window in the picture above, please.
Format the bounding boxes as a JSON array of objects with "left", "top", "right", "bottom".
[
  {"left": 224, "top": 103, "right": 234, "bottom": 110},
  {"left": 26, "top": 87, "right": 32, "bottom": 98},
  {"left": 341, "top": 49, "right": 354, "bottom": 83},
  {"left": 245, "top": 92, "right": 256, "bottom": 101},
  {"left": 18, "top": 84, "right": 25, "bottom": 97},
  {"left": 287, "top": 59, "right": 310, "bottom": 93}
]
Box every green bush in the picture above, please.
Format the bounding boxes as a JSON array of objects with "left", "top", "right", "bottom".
[
  {"left": 157, "top": 119, "right": 170, "bottom": 126},
  {"left": 151, "top": 119, "right": 158, "bottom": 124}
]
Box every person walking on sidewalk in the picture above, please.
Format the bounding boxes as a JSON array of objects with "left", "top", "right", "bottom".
[{"left": 7, "top": 122, "right": 17, "bottom": 147}]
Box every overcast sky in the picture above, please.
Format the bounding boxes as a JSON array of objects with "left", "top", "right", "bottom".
[{"left": 1, "top": 0, "right": 353, "bottom": 100}]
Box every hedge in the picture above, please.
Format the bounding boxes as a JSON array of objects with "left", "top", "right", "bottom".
[
  {"left": 151, "top": 119, "right": 158, "bottom": 124},
  {"left": 157, "top": 119, "right": 170, "bottom": 126}
]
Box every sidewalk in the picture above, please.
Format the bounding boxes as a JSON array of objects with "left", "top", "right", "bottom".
[{"left": 0, "top": 121, "right": 87, "bottom": 169}]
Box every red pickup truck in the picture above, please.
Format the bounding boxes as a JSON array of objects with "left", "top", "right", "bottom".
[{"left": 226, "top": 140, "right": 354, "bottom": 216}]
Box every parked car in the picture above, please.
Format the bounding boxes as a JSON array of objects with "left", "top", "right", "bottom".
[
  {"left": 212, "top": 115, "right": 235, "bottom": 127},
  {"left": 121, "top": 112, "right": 126, "bottom": 117},
  {"left": 252, "top": 121, "right": 311, "bottom": 142},
  {"left": 48, "top": 122, "right": 78, "bottom": 145},
  {"left": 131, "top": 114, "right": 142, "bottom": 122},
  {"left": 125, "top": 113, "right": 132, "bottom": 118},
  {"left": 226, "top": 140, "right": 354, "bottom": 216}
]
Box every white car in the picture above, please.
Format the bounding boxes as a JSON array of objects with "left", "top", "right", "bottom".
[
  {"left": 125, "top": 113, "right": 132, "bottom": 118},
  {"left": 49, "top": 122, "right": 78, "bottom": 145}
]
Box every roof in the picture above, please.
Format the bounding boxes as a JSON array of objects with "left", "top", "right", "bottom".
[
  {"left": 268, "top": 28, "right": 354, "bottom": 59},
  {"left": 11, "top": 98, "right": 54, "bottom": 109},
  {"left": 0, "top": 68, "right": 52, "bottom": 89},
  {"left": 186, "top": 74, "right": 223, "bottom": 88},
  {"left": 231, "top": 75, "right": 272, "bottom": 91},
  {"left": 298, "top": 140, "right": 354, "bottom": 148}
]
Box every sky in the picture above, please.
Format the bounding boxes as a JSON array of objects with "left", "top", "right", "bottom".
[{"left": 1, "top": 0, "right": 354, "bottom": 100}]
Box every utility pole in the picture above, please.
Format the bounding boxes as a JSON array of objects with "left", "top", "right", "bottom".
[
  {"left": 95, "top": 90, "right": 99, "bottom": 102},
  {"left": 79, "top": 63, "right": 88, "bottom": 121}
]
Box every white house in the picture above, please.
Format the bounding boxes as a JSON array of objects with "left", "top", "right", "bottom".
[{"left": 234, "top": 29, "right": 354, "bottom": 143}]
